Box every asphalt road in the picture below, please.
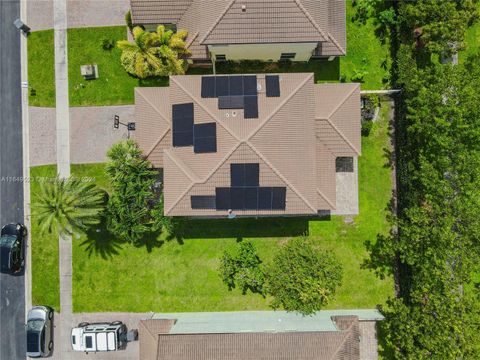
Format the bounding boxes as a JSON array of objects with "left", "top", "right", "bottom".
[{"left": 0, "top": 0, "right": 26, "bottom": 359}]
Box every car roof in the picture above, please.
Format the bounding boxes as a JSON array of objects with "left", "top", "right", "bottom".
[{"left": 0, "top": 246, "right": 11, "bottom": 271}]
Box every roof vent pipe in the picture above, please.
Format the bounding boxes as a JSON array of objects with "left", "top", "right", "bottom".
[{"left": 241, "top": 4, "right": 246, "bottom": 12}]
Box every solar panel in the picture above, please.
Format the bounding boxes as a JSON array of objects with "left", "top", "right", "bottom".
[
  {"left": 191, "top": 195, "right": 216, "bottom": 209},
  {"left": 230, "top": 187, "right": 245, "bottom": 210},
  {"left": 244, "top": 187, "right": 258, "bottom": 210},
  {"left": 245, "top": 163, "right": 259, "bottom": 186},
  {"left": 244, "top": 95, "right": 259, "bottom": 118},
  {"left": 215, "top": 76, "right": 229, "bottom": 97},
  {"left": 243, "top": 75, "right": 257, "bottom": 96},
  {"left": 173, "top": 131, "right": 193, "bottom": 147},
  {"left": 216, "top": 188, "right": 230, "bottom": 210},
  {"left": 172, "top": 103, "right": 194, "bottom": 121},
  {"left": 258, "top": 187, "right": 272, "bottom": 210},
  {"left": 194, "top": 136, "right": 217, "bottom": 153},
  {"left": 266, "top": 75, "right": 280, "bottom": 97},
  {"left": 229, "top": 76, "right": 243, "bottom": 96},
  {"left": 271, "top": 187, "right": 286, "bottom": 210},
  {"left": 230, "top": 164, "right": 245, "bottom": 187},
  {"left": 201, "top": 77, "right": 215, "bottom": 98},
  {"left": 194, "top": 123, "right": 216, "bottom": 138}
]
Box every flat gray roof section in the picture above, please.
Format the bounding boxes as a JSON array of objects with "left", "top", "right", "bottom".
[{"left": 152, "top": 310, "right": 384, "bottom": 334}]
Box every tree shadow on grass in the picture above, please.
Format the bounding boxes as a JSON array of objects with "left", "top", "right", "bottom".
[
  {"left": 80, "top": 221, "right": 124, "bottom": 260},
  {"left": 176, "top": 216, "right": 328, "bottom": 240},
  {"left": 133, "top": 230, "right": 164, "bottom": 253}
]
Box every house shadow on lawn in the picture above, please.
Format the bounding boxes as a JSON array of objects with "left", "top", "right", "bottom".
[{"left": 177, "top": 216, "right": 326, "bottom": 240}]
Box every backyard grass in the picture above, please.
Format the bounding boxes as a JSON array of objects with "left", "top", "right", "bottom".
[
  {"left": 459, "top": 3, "right": 480, "bottom": 63},
  {"left": 65, "top": 102, "right": 393, "bottom": 313},
  {"left": 341, "top": 1, "right": 391, "bottom": 89},
  {"left": 28, "top": 30, "right": 55, "bottom": 107},
  {"left": 30, "top": 165, "right": 60, "bottom": 311}
]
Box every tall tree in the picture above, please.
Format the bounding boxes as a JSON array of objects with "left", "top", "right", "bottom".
[
  {"left": 33, "top": 176, "right": 105, "bottom": 237},
  {"left": 105, "top": 140, "right": 159, "bottom": 243},
  {"left": 117, "top": 26, "right": 190, "bottom": 78},
  {"left": 266, "top": 237, "right": 342, "bottom": 315}
]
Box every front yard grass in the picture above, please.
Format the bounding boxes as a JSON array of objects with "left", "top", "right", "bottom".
[
  {"left": 66, "top": 103, "right": 393, "bottom": 313},
  {"left": 30, "top": 165, "right": 60, "bottom": 311},
  {"left": 28, "top": 30, "right": 55, "bottom": 107}
]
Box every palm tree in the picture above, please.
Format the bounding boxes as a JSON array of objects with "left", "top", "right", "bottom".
[
  {"left": 117, "top": 27, "right": 163, "bottom": 79},
  {"left": 152, "top": 25, "right": 191, "bottom": 75},
  {"left": 117, "top": 26, "right": 191, "bottom": 78},
  {"left": 33, "top": 176, "right": 105, "bottom": 237}
]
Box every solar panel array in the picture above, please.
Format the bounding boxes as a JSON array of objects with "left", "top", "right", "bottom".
[
  {"left": 215, "top": 186, "right": 286, "bottom": 210},
  {"left": 191, "top": 195, "right": 216, "bottom": 209},
  {"left": 265, "top": 75, "right": 281, "bottom": 97},
  {"left": 201, "top": 76, "right": 259, "bottom": 118},
  {"left": 172, "top": 102, "right": 217, "bottom": 153}
]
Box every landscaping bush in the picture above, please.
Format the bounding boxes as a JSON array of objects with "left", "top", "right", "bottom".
[
  {"left": 101, "top": 38, "right": 115, "bottom": 50},
  {"left": 125, "top": 10, "right": 133, "bottom": 34},
  {"left": 220, "top": 241, "right": 265, "bottom": 295},
  {"left": 266, "top": 238, "right": 343, "bottom": 315},
  {"left": 105, "top": 140, "right": 160, "bottom": 243}
]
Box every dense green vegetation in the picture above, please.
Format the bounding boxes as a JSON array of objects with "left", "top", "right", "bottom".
[
  {"left": 364, "top": 1, "right": 480, "bottom": 358},
  {"left": 28, "top": 30, "right": 55, "bottom": 107}
]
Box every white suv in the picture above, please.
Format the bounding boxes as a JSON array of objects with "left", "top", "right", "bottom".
[{"left": 71, "top": 321, "right": 127, "bottom": 353}]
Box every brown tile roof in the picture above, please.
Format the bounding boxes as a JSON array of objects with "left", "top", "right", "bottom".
[
  {"left": 133, "top": 74, "right": 360, "bottom": 216},
  {"left": 139, "top": 316, "right": 360, "bottom": 360},
  {"left": 130, "top": 0, "right": 346, "bottom": 58}
]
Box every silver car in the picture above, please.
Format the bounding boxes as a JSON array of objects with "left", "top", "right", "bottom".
[{"left": 26, "top": 306, "right": 54, "bottom": 358}]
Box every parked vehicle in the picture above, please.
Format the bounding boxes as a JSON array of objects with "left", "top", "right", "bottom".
[
  {"left": 0, "top": 223, "right": 26, "bottom": 274},
  {"left": 26, "top": 306, "right": 54, "bottom": 358},
  {"left": 71, "top": 321, "right": 127, "bottom": 352}
]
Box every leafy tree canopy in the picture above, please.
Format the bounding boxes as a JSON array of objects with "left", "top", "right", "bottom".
[{"left": 266, "top": 238, "right": 342, "bottom": 315}]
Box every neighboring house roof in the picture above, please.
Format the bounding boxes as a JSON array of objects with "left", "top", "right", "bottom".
[
  {"left": 130, "top": 0, "right": 346, "bottom": 58},
  {"left": 138, "top": 312, "right": 365, "bottom": 360},
  {"left": 133, "top": 73, "right": 360, "bottom": 216}
]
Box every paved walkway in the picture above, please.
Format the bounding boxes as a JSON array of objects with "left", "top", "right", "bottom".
[
  {"left": 29, "top": 106, "right": 130, "bottom": 166},
  {"left": 27, "top": 0, "right": 129, "bottom": 31}
]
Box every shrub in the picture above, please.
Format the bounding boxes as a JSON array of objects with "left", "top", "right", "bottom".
[
  {"left": 101, "top": 38, "right": 115, "bottom": 51},
  {"left": 351, "top": 68, "right": 369, "bottom": 82},
  {"left": 266, "top": 238, "right": 342, "bottom": 315},
  {"left": 125, "top": 10, "right": 133, "bottom": 33},
  {"left": 220, "top": 241, "right": 265, "bottom": 295}
]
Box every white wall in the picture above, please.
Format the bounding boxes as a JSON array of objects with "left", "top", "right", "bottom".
[{"left": 208, "top": 43, "right": 318, "bottom": 62}]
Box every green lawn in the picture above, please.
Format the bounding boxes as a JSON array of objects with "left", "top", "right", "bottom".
[
  {"left": 341, "top": 1, "right": 391, "bottom": 89},
  {"left": 28, "top": 30, "right": 55, "bottom": 107},
  {"left": 68, "top": 27, "right": 168, "bottom": 106},
  {"left": 30, "top": 165, "right": 60, "bottom": 311},
  {"left": 459, "top": 4, "right": 480, "bottom": 63},
  {"left": 65, "top": 103, "right": 393, "bottom": 313}
]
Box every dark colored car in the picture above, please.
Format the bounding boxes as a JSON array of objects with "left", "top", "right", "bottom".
[
  {"left": 26, "top": 306, "right": 54, "bottom": 358},
  {"left": 0, "top": 223, "right": 27, "bottom": 274}
]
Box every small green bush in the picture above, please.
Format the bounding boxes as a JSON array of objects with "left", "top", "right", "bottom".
[
  {"left": 125, "top": 10, "right": 133, "bottom": 33},
  {"left": 101, "top": 38, "right": 115, "bottom": 50}
]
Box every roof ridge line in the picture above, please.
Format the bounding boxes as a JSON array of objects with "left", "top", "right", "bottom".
[
  {"left": 198, "top": 0, "right": 236, "bottom": 44},
  {"left": 165, "top": 142, "right": 242, "bottom": 214},
  {"left": 186, "top": 31, "right": 199, "bottom": 49},
  {"left": 326, "top": 84, "right": 358, "bottom": 119},
  {"left": 317, "top": 117, "right": 360, "bottom": 155},
  {"left": 294, "top": 0, "right": 329, "bottom": 41},
  {"left": 329, "top": 319, "right": 358, "bottom": 360},
  {"left": 171, "top": 77, "right": 241, "bottom": 143},
  {"left": 164, "top": 149, "right": 199, "bottom": 183},
  {"left": 136, "top": 88, "right": 171, "bottom": 128},
  {"left": 145, "top": 129, "right": 170, "bottom": 157},
  {"left": 316, "top": 188, "right": 336, "bottom": 209},
  {"left": 327, "top": 31, "right": 346, "bottom": 55},
  {"left": 246, "top": 141, "right": 318, "bottom": 214},
  {"left": 249, "top": 74, "right": 314, "bottom": 140}
]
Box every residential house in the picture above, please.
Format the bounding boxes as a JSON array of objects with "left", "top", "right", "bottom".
[
  {"left": 138, "top": 310, "right": 384, "bottom": 360},
  {"left": 133, "top": 73, "right": 361, "bottom": 217},
  {"left": 129, "top": 0, "right": 346, "bottom": 62}
]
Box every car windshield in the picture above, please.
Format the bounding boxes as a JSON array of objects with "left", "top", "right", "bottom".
[
  {"left": 27, "top": 319, "right": 44, "bottom": 331},
  {"left": 26, "top": 331, "right": 40, "bottom": 353},
  {"left": 0, "top": 235, "right": 16, "bottom": 246},
  {"left": 0, "top": 246, "right": 11, "bottom": 271}
]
